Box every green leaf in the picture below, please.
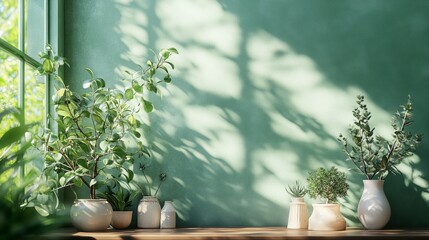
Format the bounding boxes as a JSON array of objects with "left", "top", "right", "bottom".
[
  {"left": 165, "top": 61, "right": 175, "bottom": 70},
  {"left": 168, "top": 47, "right": 179, "bottom": 54},
  {"left": 35, "top": 205, "right": 50, "bottom": 217},
  {"left": 42, "top": 59, "right": 54, "bottom": 73},
  {"left": 125, "top": 88, "right": 134, "bottom": 100},
  {"left": 142, "top": 99, "right": 154, "bottom": 113},
  {"left": 132, "top": 81, "right": 143, "bottom": 93},
  {"left": 77, "top": 158, "right": 88, "bottom": 168},
  {"left": 164, "top": 74, "right": 171, "bottom": 83},
  {"left": 73, "top": 178, "right": 83, "bottom": 187},
  {"left": 0, "top": 126, "right": 26, "bottom": 149},
  {"left": 147, "top": 83, "right": 158, "bottom": 93},
  {"left": 85, "top": 68, "right": 94, "bottom": 78}
]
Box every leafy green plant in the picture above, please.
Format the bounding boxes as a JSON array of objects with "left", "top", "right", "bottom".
[
  {"left": 139, "top": 163, "right": 167, "bottom": 197},
  {"left": 97, "top": 179, "right": 139, "bottom": 211},
  {"left": 0, "top": 108, "right": 65, "bottom": 239},
  {"left": 338, "top": 95, "right": 422, "bottom": 180},
  {"left": 307, "top": 167, "right": 349, "bottom": 204},
  {"left": 285, "top": 181, "right": 307, "bottom": 198},
  {"left": 33, "top": 45, "right": 178, "bottom": 206}
]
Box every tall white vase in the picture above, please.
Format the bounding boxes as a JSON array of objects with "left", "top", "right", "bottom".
[
  {"left": 137, "top": 196, "right": 161, "bottom": 228},
  {"left": 358, "top": 180, "right": 391, "bottom": 230},
  {"left": 287, "top": 198, "right": 308, "bottom": 229}
]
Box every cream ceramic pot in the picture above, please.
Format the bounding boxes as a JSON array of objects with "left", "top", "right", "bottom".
[{"left": 70, "top": 199, "right": 113, "bottom": 231}]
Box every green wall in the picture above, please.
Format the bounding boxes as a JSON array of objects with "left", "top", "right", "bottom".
[{"left": 64, "top": 0, "right": 429, "bottom": 227}]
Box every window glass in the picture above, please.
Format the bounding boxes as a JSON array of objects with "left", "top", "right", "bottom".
[
  {"left": 0, "top": 0, "right": 19, "bottom": 48},
  {"left": 26, "top": 0, "right": 44, "bottom": 59},
  {"left": 0, "top": 49, "right": 19, "bottom": 136}
]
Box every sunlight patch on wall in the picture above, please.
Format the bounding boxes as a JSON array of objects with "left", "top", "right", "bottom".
[
  {"left": 182, "top": 106, "right": 245, "bottom": 172},
  {"left": 252, "top": 150, "right": 301, "bottom": 206},
  {"left": 247, "top": 30, "right": 392, "bottom": 139},
  {"left": 156, "top": 0, "right": 241, "bottom": 58},
  {"left": 115, "top": 1, "right": 149, "bottom": 63}
]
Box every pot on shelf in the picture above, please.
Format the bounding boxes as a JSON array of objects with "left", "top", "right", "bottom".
[
  {"left": 70, "top": 199, "right": 113, "bottom": 232},
  {"left": 137, "top": 196, "right": 161, "bottom": 228},
  {"left": 111, "top": 211, "right": 133, "bottom": 229},
  {"left": 308, "top": 203, "right": 346, "bottom": 231},
  {"left": 287, "top": 197, "right": 308, "bottom": 229}
]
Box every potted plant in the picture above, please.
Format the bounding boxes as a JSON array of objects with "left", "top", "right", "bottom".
[
  {"left": 307, "top": 166, "right": 349, "bottom": 231},
  {"left": 97, "top": 179, "right": 139, "bottom": 229},
  {"left": 338, "top": 95, "right": 422, "bottom": 229},
  {"left": 33, "top": 45, "right": 178, "bottom": 231},
  {"left": 137, "top": 163, "right": 167, "bottom": 228},
  {"left": 285, "top": 181, "right": 308, "bottom": 229}
]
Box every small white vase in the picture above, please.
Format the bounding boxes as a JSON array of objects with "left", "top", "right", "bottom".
[
  {"left": 111, "top": 211, "right": 133, "bottom": 229},
  {"left": 358, "top": 180, "right": 391, "bottom": 230},
  {"left": 308, "top": 203, "right": 346, "bottom": 231},
  {"left": 137, "top": 196, "right": 161, "bottom": 228},
  {"left": 70, "top": 199, "right": 113, "bottom": 232},
  {"left": 160, "top": 201, "right": 176, "bottom": 229},
  {"left": 287, "top": 198, "right": 308, "bottom": 229}
]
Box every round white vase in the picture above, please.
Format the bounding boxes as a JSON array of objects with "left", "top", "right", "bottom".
[
  {"left": 137, "top": 196, "right": 161, "bottom": 228},
  {"left": 70, "top": 199, "right": 113, "bottom": 232},
  {"left": 111, "top": 211, "right": 133, "bottom": 229},
  {"left": 287, "top": 198, "right": 308, "bottom": 229},
  {"left": 308, "top": 203, "right": 346, "bottom": 231},
  {"left": 358, "top": 180, "right": 391, "bottom": 230},
  {"left": 160, "top": 201, "right": 176, "bottom": 229}
]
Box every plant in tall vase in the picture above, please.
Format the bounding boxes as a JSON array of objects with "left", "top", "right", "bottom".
[
  {"left": 307, "top": 167, "right": 349, "bottom": 231},
  {"left": 137, "top": 162, "right": 167, "bottom": 229},
  {"left": 33, "top": 45, "right": 178, "bottom": 231},
  {"left": 285, "top": 181, "right": 308, "bottom": 229},
  {"left": 338, "top": 95, "right": 422, "bottom": 230}
]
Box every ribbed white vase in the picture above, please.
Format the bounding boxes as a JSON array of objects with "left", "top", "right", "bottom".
[
  {"left": 358, "top": 180, "right": 391, "bottom": 230},
  {"left": 287, "top": 198, "right": 308, "bottom": 229}
]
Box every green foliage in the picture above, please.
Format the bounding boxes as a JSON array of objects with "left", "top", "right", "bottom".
[
  {"left": 0, "top": 108, "right": 65, "bottom": 239},
  {"left": 32, "top": 46, "right": 178, "bottom": 212},
  {"left": 97, "top": 179, "right": 140, "bottom": 211},
  {"left": 307, "top": 167, "right": 349, "bottom": 204},
  {"left": 285, "top": 181, "right": 307, "bottom": 198},
  {"left": 338, "top": 95, "right": 422, "bottom": 180}
]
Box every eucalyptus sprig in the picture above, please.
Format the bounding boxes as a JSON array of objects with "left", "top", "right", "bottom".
[
  {"left": 285, "top": 181, "right": 307, "bottom": 198},
  {"left": 338, "top": 95, "right": 422, "bottom": 180}
]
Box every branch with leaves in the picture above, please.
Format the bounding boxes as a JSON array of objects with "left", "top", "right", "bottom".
[
  {"left": 32, "top": 45, "right": 178, "bottom": 211},
  {"left": 338, "top": 95, "right": 422, "bottom": 180}
]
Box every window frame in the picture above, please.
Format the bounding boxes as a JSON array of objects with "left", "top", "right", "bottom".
[{"left": 0, "top": 0, "right": 63, "bottom": 177}]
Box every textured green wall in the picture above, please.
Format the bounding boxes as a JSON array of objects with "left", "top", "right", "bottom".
[{"left": 64, "top": 0, "right": 429, "bottom": 227}]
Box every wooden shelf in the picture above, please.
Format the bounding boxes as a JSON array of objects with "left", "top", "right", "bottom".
[{"left": 45, "top": 227, "right": 429, "bottom": 240}]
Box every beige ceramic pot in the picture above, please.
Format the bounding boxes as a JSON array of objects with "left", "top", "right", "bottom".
[
  {"left": 70, "top": 199, "right": 113, "bottom": 231},
  {"left": 111, "top": 211, "right": 133, "bottom": 229},
  {"left": 308, "top": 203, "right": 346, "bottom": 231}
]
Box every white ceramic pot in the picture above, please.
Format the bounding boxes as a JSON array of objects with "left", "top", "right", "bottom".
[
  {"left": 111, "top": 211, "right": 133, "bottom": 229},
  {"left": 70, "top": 199, "right": 113, "bottom": 232},
  {"left": 160, "top": 201, "right": 176, "bottom": 229},
  {"left": 137, "top": 196, "right": 161, "bottom": 228},
  {"left": 308, "top": 203, "right": 346, "bottom": 231},
  {"left": 358, "top": 180, "right": 391, "bottom": 230},
  {"left": 287, "top": 198, "right": 308, "bottom": 229}
]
